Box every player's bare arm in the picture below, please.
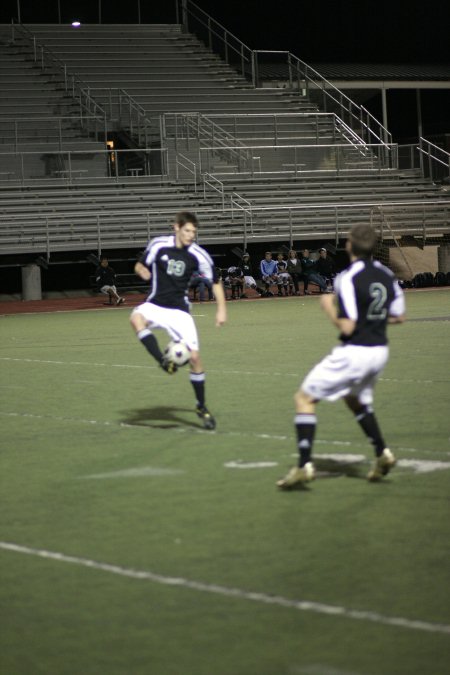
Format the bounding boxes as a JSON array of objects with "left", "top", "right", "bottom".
[
  {"left": 134, "top": 261, "right": 151, "bottom": 281},
  {"left": 388, "top": 314, "right": 406, "bottom": 324},
  {"left": 213, "top": 282, "right": 227, "bottom": 326},
  {"left": 320, "top": 293, "right": 355, "bottom": 335}
]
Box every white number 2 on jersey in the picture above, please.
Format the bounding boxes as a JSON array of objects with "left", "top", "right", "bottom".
[
  {"left": 166, "top": 259, "right": 186, "bottom": 277},
  {"left": 367, "top": 282, "right": 388, "bottom": 320}
]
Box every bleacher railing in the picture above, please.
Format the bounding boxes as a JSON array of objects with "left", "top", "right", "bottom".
[
  {"left": 1, "top": 200, "right": 448, "bottom": 259},
  {"left": 162, "top": 112, "right": 383, "bottom": 176},
  {"left": 418, "top": 138, "right": 450, "bottom": 183},
  {"left": 162, "top": 112, "right": 251, "bottom": 172},
  {"left": 398, "top": 139, "right": 450, "bottom": 184},
  {"left": 11, "top": 22, "right": 109, "bottom": 140},
  {"left": 177, "top": 0, "right": 253, "bottom": 81},
  {"left": 87, "top": 88, "right": 153, "bottom": 146},
  {"left": 1, "top": 116, "right": 106, "bottom": 151},
  {"left": 177, "top": 0, "right": 391, "bottom": 153},
  {"left": 10, "top": 23, "right": 153, "bottom": 147},
  {"left": 252, "top": 51, "right": 392, "bottom": 150},
  {"left": 175, "top": 153, "right": 197, "bottom": 192},
  {"left": 163, "top": 112, "right": 366, "bottom": 147},
  {"left": 0, "top": 147, "right": 169, "bottom": 184},
  {"left": 197, "top": 143, "right": 398, "bottom": 175}
]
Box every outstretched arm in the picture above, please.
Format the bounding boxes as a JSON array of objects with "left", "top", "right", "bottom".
[{"left": 212, "top": 281, "right": 227, "bottom": 327}]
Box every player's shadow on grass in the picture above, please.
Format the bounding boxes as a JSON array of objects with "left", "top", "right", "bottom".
[
  {"left": 120, "top": 406, "right": 201, "bottom": 430},
  {"left": 314, "top": 457, "right": 366, "bottom": 479}
]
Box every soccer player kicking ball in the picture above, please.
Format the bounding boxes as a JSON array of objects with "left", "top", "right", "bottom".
[
  {"left": 130, "top": 211, "right": 227, "bottom": 430},
  {"left": 277, "top": 223, "right": 406, "bottom": 489}
]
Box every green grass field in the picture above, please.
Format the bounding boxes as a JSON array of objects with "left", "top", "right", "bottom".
[{"left": 1, "top": 290, "right": 450, "bottom": 675}]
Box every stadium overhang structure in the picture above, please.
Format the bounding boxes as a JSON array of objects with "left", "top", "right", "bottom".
[{"left": 255, "top": 62, "right": 450, "bottom": 142}]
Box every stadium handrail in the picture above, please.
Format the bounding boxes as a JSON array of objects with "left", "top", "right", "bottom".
[
  {"left": 0, "top": 147, "right": 169, "bottom": 184},
  {"left": 418, "top": 137, "right": 450, "bottom": 183},
  {"left": 177, "top": 0, "right": 391, "bottom": 151},
  {"left": 2, "top": 116, "right": 106, "bottom": 151},
  {"left": 197, "top": 142, "right": 398, "bottom": 174},
  {"left": 1, "top": 199, "right": 448, "bottom": 256},
  {"left": 9, "top": 22, "right": 153, "bottom": 147}
]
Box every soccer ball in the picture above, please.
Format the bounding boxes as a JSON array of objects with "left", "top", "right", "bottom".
[{"left": 164, "top": 339, "right": 191, "bottom": 366}]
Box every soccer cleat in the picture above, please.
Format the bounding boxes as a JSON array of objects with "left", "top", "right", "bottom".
[
  {"left": 196, "top": 405, "right": 216, "bottom": 430},
  {"left": 367, "top": 448, "right": 396, "bottom": 481},
  {"left": 116, "top": 297, "right": 125, "bottom": 305},
  {"left": 276, "top": 462, "right": 315, "bottom": 489},
  {"left": 160, "top": 356, "right": 178, "bottom": 375}
]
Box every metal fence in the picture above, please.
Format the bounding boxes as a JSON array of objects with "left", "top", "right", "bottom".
[
  {"left": 398, "top": 139, "right": 450, "bottom": 184},
  {"left": 1, "top": 199, "right": 448, "bottom": 257},
  {"left": 0, "top": 147, "right": 169, "bottom": 184}
]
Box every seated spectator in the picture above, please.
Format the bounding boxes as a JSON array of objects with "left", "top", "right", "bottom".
[
  {"left": 315, "top": 247, "right": 336, "bottom": 289},
  {"left": 300, "top": 248, "right": 330, "bottom": 294},
  {"left": 259, "top": 251, "right": 279, "bottom": 297},
  {"left": 286, "top": 249, "right": 303, "bottom": 295},
  {"left": 275, "top": 253, "right": 291, "bottom": 296},
  {"left": 189, "top": 270, "right": 214, "bottom": 302},
  {"left": 95, "top": 257, "right": 125, "bottom": 305},
  {"left": 240, "top": 252, "right": 262, "bottom": 297},
  {"left": 225, "top": 265, "right": 245, "bottom": 300}
]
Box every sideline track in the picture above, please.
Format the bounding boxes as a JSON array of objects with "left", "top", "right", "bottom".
[{"left": 1, "top": 541, "right": 449, "bottom": 636}]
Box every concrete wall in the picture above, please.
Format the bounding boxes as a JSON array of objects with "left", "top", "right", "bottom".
[{"left": 389, "top": 245, "right": 439, "bottom": 280}]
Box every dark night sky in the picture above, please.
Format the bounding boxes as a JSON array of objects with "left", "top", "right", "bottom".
[
  {"left": 190, "top": 0, "right": 450, "bottom": 64},
  {"left": 1, "top": 0, "right": 449, "bottom": 63}
]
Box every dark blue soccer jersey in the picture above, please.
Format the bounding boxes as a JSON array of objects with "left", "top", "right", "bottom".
[
  {"left": 141, "top": 235, "right": 218, "bottom": 312},
  {"left": 335, "top": 259, "right": 405, "bottom": 346}
]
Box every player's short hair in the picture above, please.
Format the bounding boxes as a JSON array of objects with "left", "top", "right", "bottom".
[
  {"left": 175, "top": 211, "right": 198, "bottom": 228},
  {"left": 349, "top": 224, "right": 378, "bottom": 257},
  {"left": 265, "top": 251, "right": 272, "bottom": 256}
]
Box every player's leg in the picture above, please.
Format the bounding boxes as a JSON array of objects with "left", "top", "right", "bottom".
[
  {"left": 277, "top": 388, "right": 317, "bottom": 488},
  {"left": 130, "top": 305, "right": 169, "bottom": 370},
  {"left": 277, "top": 345, "right": 358, "bottom": 490},
  {"left": 345, "top": 394, "right": 387, "bottom": 457},
  {"left": 188, "top": 350, "right": 215, "bottom": 430},
  {"left": 345, "top": 391, "right": 396, "bottom": 481},
  {"left": 345, "top": 346, "right": 395, "bottom": 480}
]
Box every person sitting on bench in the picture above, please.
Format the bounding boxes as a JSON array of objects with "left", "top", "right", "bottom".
[{"left": 95, "top": 257, "right": 125, "bottom": 305}]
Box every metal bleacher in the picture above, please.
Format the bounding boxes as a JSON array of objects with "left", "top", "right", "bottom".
[{"left": 0, "top": 12, "right": 449, "bottom": 258}]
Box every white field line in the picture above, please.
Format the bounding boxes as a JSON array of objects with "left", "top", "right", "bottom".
[
  {"left": 0, "top": 357, "right": 442, "bottom": 385},
  {"left": 0, "top": 541, "right": 449, "bottom": 636},
  {"left": 0, "top": 308, "right": 205, "bottom": 317},
  {"left": 0, "top": 410, "right": 448, "bottom": 458},
  {"left": 82, "top": 466, "right": 184, "bottom": 479}
]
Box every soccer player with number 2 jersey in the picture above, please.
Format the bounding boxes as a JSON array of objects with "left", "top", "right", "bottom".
[{"left": 277, "top": 223, "right": 406, "bottom": 489}]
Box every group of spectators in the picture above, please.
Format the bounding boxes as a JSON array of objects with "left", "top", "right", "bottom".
[
  {"left": 223, "top": 248, "right": 335, "bottom": 300},
  {"left": 95, "top": 248, "right": 336, "bottom": 305}
]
